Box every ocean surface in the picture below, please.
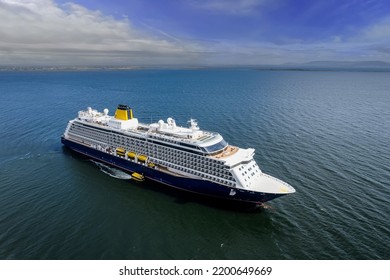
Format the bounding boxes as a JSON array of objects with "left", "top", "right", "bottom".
[{"left": 0, "top": 69, "right": 389, "bottom": 260}]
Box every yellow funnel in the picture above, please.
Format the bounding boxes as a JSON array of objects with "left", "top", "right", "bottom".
[{"left": 114, "top": 104, "right": 133, "bottom": 120}]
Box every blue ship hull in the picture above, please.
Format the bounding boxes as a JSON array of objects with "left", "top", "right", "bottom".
[{"left": 61, "top": 137, "right": 283, "bottom": 204}]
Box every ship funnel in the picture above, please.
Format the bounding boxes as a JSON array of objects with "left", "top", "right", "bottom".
[{"left": 114, "top": 104, "right": 133, "bottom": 120}]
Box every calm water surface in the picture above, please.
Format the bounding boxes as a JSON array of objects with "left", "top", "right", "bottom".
[{"left": 0, "top": 69, "right": 389, "bottom": 259}]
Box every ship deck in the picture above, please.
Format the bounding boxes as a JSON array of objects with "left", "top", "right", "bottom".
[{"left": 211, "top": 145, "right": 239, "bottom": 159}]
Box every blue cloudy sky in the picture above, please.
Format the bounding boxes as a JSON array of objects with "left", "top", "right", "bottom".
[{"left": 1, "top": 0, "right": 390, "bottom": 66}]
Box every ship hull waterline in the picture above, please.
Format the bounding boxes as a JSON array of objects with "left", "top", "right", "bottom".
[{"left": 61, "top": 137, "right": 286, "bottom": 204}]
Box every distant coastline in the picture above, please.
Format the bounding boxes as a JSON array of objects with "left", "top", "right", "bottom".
[
  {"left": 0, "top": 65, "right": 142, "bottom": 72},
  {"left": 1, "top": 60, "right": 390, "bottom": 72}
]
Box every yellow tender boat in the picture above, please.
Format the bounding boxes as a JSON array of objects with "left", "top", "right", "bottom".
[
  {"left": 131, "top": 172, "right": 144, "bottom": 182},
  {"left": 127, "top": 151, "right": 136, "bottom": 159},
  {"left": 137, "top": 155, "right": 147, "bottom": 162}
]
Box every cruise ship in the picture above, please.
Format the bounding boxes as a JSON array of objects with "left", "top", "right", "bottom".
[{"left": 61, "top": 104, "right": 295, "bottom": 204}]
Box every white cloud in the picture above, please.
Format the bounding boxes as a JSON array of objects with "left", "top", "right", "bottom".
[
  {"left": 196, "top": 35, "right": 390, "bottom": 66},
  {"left": 190, "top": 0, "right": 268, "bottom": 15},
  {"left": 211, "top": 15, "right": 390, "bottom": 65},
  {"left": 0, "top": 0, "right": 202, "bottom": 66},
  {"left": 0, "top": 0, "right": 389, "bottom": 67},
  {"left": 330, "top": 16, "right": 390, "bottom": 59},
  {"left": 360, "top": 17, "right": 390, "bottom": 41}
]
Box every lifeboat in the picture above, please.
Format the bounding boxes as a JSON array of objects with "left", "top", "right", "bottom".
[
  {"left": 131, "top": 172, "right": 144, "bottom": 182},
  {"left": 137, "top": 154, "right": 147, "bottom": 162},
  {"left": 127, "top": 151, "right": 136, "bottom": 159},
  {"left": 116, "top": 147, "right": 125, "bottom": 156}
]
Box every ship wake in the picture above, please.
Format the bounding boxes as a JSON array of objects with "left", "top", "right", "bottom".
[{"left": 91, "top": 160, "right": 132, "bottom": 180}]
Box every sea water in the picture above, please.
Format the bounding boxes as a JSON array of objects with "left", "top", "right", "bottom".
[{"left": 0, "top": 69, "right": 389, "bottom": 259}]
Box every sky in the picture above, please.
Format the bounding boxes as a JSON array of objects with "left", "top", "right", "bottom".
[{"left": 1, "top": 0, "right": 390, "bottom": 66}]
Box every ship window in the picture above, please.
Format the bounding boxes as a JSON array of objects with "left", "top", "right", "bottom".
[{"left": 203, "top": 139, "right": 228, "bottom": 153}]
